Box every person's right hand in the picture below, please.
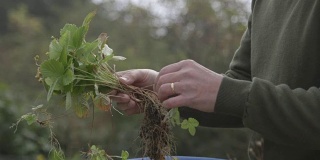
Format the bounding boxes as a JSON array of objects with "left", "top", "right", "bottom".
[{"left": 111, "top": 69, "right": 158, "bottom": 115}]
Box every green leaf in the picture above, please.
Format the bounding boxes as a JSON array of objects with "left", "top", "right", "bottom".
[
  {"left": 82, "top": 11, "right": 96, "bottom": 31},
  {"left": 72, "top": 94, "right": 89, "bottom": 118},
  {"left": 72, "top": 26, "right": 86, "bottom": 49},
  {"left": 78, "top": 41, "right": 99, "bottom": 56},
  {"left": 40, "top": 59, "right": 65, "bottom": 79},
  {"left": 66, "top": 92, "right": 72, "bottom": 110},
  {"left": 59, "top": 30, "right": 70, "bottom": 47},
  {"left": 60, "top": 46, "right": 68, "bottom": 66},
  {"left": 180, "top": 119, "right": 189, "bottom": 129},
  {"left": 62, "top": 69, "right": 74, "bottom": 85},
  {"left": 59, "top": 31, "right": 69, "bottom": 66},
  {"left": 180, "top": 118, "right": 199, "bottom": 136},
  {"left": 49, "top": 149, "right": 65, "bottom": 160},
  {"left": 83, "top": 11, "right": 96, "bottom": 27},
  {"left": 188, "top": 126, "right": 196, "bottom": 136},
  {"left": 48, "top": 39, "right": 63, "bottom": 60},
  {"left": 77, "top": 40, "right": 99, "bottom": 64},
  {"left": 60, "top": 24, "right": 77, "bottom": 37},
  {"left": 169, "top": 108, "right": 181, "bottom": 126},
  {"left": 60, "top": 24, "right": 78, "bottom": 50},
  {"left": 90, "top": 145, "right": 97, "bottom": 151},
  {"left": 121, "top": 150, "right": 129, "bottom": 160},
  {"left": 47, "top": 78, "right": 59, "bottom": 101},
  {"left": 21, "top": 113, "right": 37, "bottom": 125},
  {"left": 188, "top": 118, "right": 199, "bottom": 127},
  {"left": 44, "top": 78, "right": 63, "bottom": 91}
]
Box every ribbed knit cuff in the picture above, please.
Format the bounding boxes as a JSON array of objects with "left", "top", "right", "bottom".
[{"left": 214, "top": 76, "right": 251, "bottom": 118}]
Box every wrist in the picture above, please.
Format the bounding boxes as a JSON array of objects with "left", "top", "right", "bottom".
[{"left": 214, "top": 76, "right": 251, "bottom": 118}]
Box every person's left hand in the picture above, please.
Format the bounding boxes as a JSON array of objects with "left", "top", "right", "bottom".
[{"left": 154, "top": 59, "right": 223, "bottom": 112}]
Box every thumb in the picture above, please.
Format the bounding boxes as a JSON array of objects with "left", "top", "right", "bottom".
[
  {"left": 117, "top": 70, "right": 142, "bottom": 85},
  {"left": 119, "top": 76, "right": 133, "bottom": 84},
  {"left": 117, "top": 69, "right": 157, "bottom": 87}
]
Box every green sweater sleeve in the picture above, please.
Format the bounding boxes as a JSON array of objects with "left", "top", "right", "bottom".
[{"left": 215, "top": 76, "right": 320, "bottom": 149}]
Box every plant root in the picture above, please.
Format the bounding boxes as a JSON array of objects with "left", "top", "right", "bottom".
[{"left": 124, "top": 85, "right": 174, "bottom": 160}]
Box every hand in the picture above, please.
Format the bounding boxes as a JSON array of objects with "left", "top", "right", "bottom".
[
  {"left": 111, "top": 69, "right": 158, "bottom": 115},
  {"left": 155, "top": 60, "right": 223, "bottom": 112}
]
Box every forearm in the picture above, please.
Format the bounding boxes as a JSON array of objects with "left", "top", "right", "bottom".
[{"left": 215, "top": 77, "right": 320, "bottom": 149}]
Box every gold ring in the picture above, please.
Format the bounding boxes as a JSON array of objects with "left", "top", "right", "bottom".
[{"left": 170, "top": 82, "right": 176, "bottom": 94}]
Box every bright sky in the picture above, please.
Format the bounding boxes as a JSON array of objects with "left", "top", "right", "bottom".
[
  {"left": 92, "top": 0, "right": 252, "bottom": 15},
  {"left": 92, "top": 0, "right": 251, "bottom": 26}
]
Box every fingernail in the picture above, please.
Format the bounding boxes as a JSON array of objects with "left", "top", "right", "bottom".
[{"left": 120, "top": 76, "right": 128, "bottom": 82}]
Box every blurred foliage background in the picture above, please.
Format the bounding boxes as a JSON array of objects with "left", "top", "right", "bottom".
[{"left": 0, "top": 0, "right": 251, "bottom": 159}]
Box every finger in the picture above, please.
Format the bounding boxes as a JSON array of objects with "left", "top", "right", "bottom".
[
  {"left": 162, "top": 95, "right": 187, "bottom": 109},
  {"left": 124, "top": 107, "right": 142, "bottom": 115},
  {"left": 116, "top": 102, "right": 131, "bottom": 110},
  {"left": 157, "top": 82, "right": 181, "bottom": 101},
  {"left": 117, "top": 69, "right": 156, "bottom": 87},
  {"left": 154, "top": 72, "right": 180, "bottom": 92},
  {"left": 109, "top": 93, "right": 130, "bottom": 103},
  {"left": 158, "top": 61, "right": 183, "bottom": 77},
  {"left": 115, "top": 99, "right": 137, "bottom": 111},
  {"left": 155, "top": 62, "right": 182, "bottom": 86},
  {"left": 108, "top": 90, "right": 117, "bottom": 95},
  {"left": 123, "top": 100, "right": 143, "bottom": 115},
  {"left": 116, "top": 70, "right": 138, "bottom": 85}
]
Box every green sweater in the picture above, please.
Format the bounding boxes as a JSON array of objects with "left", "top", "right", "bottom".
[{"left": 181, "top": 0, "right": 320, "bottom": 159}]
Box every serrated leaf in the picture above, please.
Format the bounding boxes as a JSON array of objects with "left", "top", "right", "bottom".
[
  {"left": 78, "top": 41, "right": 99, "bottom": 56},
  {"left": 62, "top": 69, "right": 74, "bottom": 85},
  {"left": 60, "top": 24, "right": 78, "bottom": 37},
  {"left": 93, "top": 95, "right": 111, "bottom": 112},
  {"left": 173, "top": 108, "right": 181, "bottom": 124},
  {"left": 77, "top": 40, "right": 99, "bottom": 64},
  {"left": 66, "top": 92, "right": 72, "bottom": 110},
  {"left": 180, "top": 119, "right": 189, "bottom": 129},
  {"left": 169, "top": 108, "right": 180, "bottom": 126},
  {"left": 74, "top": 104, "right": 89, "bottom": 118},
  {"left": 72, "top": 26, "right": 86, "bottom": 49},
  {"left": 121, "top": 150, "right": 129, "bottom": 160},
  {"left": 188, "top": 126, "right": 196, "bottom": 136},
  {"left": 83, "top": 11, "right": 96, "bottom": 26},
  {"left": 188, "top": 118, "right": 199, "bottom": 127},
  {"left": 48, "top": 39, "right": 63, "bottom": 60},
  {"left": 59, "top": 31, "right": 70, "bottom": 66},
  {"left": 60, "top": 24, "right": 78, "bottom": 50},
  {"left": 59, "top": 30, "right": 70, "bottom": 47},
  {"left": 44, "top": 78, "right": 63, "bottom": 91},
  {"left": 82, "top": 11, "right": 96, "bottom": 32},
  {"left": 40, "top": 59, "right": 65, "bottom": 79},
  {"left": 72, "top": 94, "right": 89, "bottom": 118},
  {"left": 60, "top": 46, "right": 68, "bottom": 66}
]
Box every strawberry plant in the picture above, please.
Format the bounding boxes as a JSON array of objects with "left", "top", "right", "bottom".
[{"left": 11, "top": 11, "right": 198, "bottom": 160}]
